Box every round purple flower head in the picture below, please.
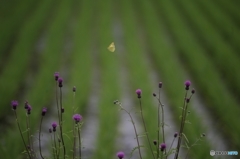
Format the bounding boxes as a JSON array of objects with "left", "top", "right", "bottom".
[
  {"left": 160, "top": 143, "right": 166, "bottom": 151},
  {"left": 73, "top": 114, "right": 82, "bottom": 123},
  {"left": 136, "top": 89, "right": 142, "bottom": 98},
  {"left": 184, "top": 80, "right": 191, "bottom": 90},
  {"left": 52, "top": 122, "right": 57, "bottom": 132},
  {"left": 54, "top": 72, "right": 59, "bottom": 81},
  {"left": 116, "top": 151, "right": 125, "bottom": 159},
  {"left": 58, "top": 77, "right": 63, "bottom": 87},
  {"left": 42, "top": 107, "right": 47, "bottom": 116},
  {"left": 11, "top": 100, "right": 18, "bottom": 110}
]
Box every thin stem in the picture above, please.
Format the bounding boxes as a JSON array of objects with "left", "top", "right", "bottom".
[
  {"left": 73, "top": 124, "right": 76, "bottom": 159},
  {"left": 53, "top": 132, "right": 58, "bottom": 159},
  {"left": 59, "top": 87, "right": 66, "bottom": 159},
  {"left": 14, "top": 111, "right": 32, "bottom": 159},
  {"left": 157, "top": 88, "right": 160, "bottom": 158},
  {"left": 56, "top": 82, "right": 61, "bottom": 126},
  {"left": 120, "top": 105, "right": 143, "bottom": 159},
  {"left": 72, "top": 92, "right": 76, "bottom": 159},
  {"left": 138, "top": 99, "right": 156, "bottom": 159},
  {"left": 185, "top": 137, "right": 201, "bottom": 159},
  {"left": 174, "top": 91, "right": 188, "bottom": 159},
  {"left": 50, "top": 134, "right": 56, "bottom": 159},
  {"left": 26, "top": 113, "right": 35, "bottom": 157},
  {"left": 39, "top": 116, "right": 45, "bottom": 159},
  {"left": 167, "top": 138, "right": 176, "bottom": 156},
  {"left": 77, "top": 124, "right": 82, "bottom": 159}
]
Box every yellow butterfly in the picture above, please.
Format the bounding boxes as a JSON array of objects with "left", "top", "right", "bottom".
[{"left": 108, "top": 42, "right": 115, "bottom": 52}]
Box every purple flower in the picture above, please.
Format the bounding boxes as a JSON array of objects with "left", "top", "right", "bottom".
[
  {"left": 159, "top": 82, "right": 162, "bottom": 88},
  {"left": 24, "top": 101, "right": 29, "bottom": 109},
  {"left": 185, "top": 80, "right": 191, "bottom": 90},
  {"left": 174, "top": 132, "right": 178, "bottom": 138},
  {"left": 27, "top": 105, "right": 32, "bottom": 114},
  {"left": 58, "top": 77, "right": 63, "bottom": 87},
  {"left": 52, "top": 122, "right": 57, "bottom": 132},
  {"left": 54, "top": 72, "right": 59, "bottom": 81},
  {"left": 116, "top": 151, "right": 125, "bottom": 159},
  {"left": 42, "top": 107, "right": 47, "bottom": 116},
  {"left": 73, "top": 114, "right": 82, "bottom": 123},
  {"left": 160, "top": 143, "right": 166, "bottom": 151},
  {"left": 11, "top": 100, "right": 18, "bottom": 110},
  {"left": 136, "top": 89, "right": 142, "bottom": 98}
]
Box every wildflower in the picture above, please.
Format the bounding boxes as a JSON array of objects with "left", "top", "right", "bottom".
[
  {"left": 159, "top": 82, "right": 162, "bottom": 88},
  {"left": 160, "top": 143, "right": 166, "bottom": 151},
  {"left": 54, "top": 72, "right": 59, "bottom": 81},
  {"left": 116, "top": 151, "right": 125, "bottom": 159},
  {"left": 153, "top": 93, "right": 156, "bottom": 97},
  {"left": 174, "top": 132, "right": 178, "bottom": 138},
  {"left": 61, "top": 107, "right": 64, "bottom": 113},
  {"left": 186, "top": 98, "right": 190, "bottom": 103},
  {"left": 24, "top": 101, "right": 29, "bottom": 109},
  {"left": 185, "top": 80, "right": 191, "bottom": 90},
  {"left": 58, "top": 77, "right": 63, "bottom": 87},
  {"left": 73, "top": 86, "right": 76, "bottom": 92},
  {"left": 49, "top": 128, "right": 52, "bottom": 133},
  {"left": 11, "top": 100, "right": 18, "bottom": 110},
  {"left": 72, "top": 114, "right": 82, "bottom": 123},
  {"left": 136, "top": 89, "right": 142, "bottom": 98},
  {"left": 27, "top": 105, "right": 32, "bottom": 114},
  {"left": 42, "top": 108, "right": 47, "bottom": 116},
  {"left": 52, "top": 122, "right": 57, "bottom": 132}
]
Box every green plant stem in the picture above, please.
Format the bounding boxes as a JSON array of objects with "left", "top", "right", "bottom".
[
  {"left": 174, "top": 90, "right": 188, "bottom": 159},
  {"left": 157, "top": 89, "right": 160, "bottom": 158},
  {"left": 14, "top": 110, "right": 32, "bottom": 159},
  {"left": 185, "top": 137, "right": 201, "bottom": 159},
  {"left": 120, "top": 105, "right": 143, "bottom": 159},
  {"left": 72, "top": 93, "right": 76, "bottom": 159},
  {"left": 39, "top": 116, "right": 45, "bottom": 159},
  {"left": 73, "top": 124, "right": 76, "bottom": 159},
  {"left": 50, "top": 134, "right": 56, "bottom": 159},
  {"left": 59, "top": 87, "right": 66, "bottom": 159},
  {"left": 53, "top": 132, "right": 58, "bottom": 159},
  {"left": 138, "top": 99, "right": 156, "bottom": 159},
  {"left": 26, "top": 114, "right": 33, "bottom": 156},
  {"left": 167, "top": 137, "right": 176, "bottom": 156},
  {"left": 77, "top": 124, "right": 81, "bottom": 159}
]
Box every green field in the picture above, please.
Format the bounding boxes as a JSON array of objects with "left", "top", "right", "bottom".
[{"left": 0, "top": 0, "right": 239, "bottom": 159}]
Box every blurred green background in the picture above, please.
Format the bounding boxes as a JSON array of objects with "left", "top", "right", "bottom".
[{"left": 0, "top": 0, "right": 240, "bottom": 158}]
